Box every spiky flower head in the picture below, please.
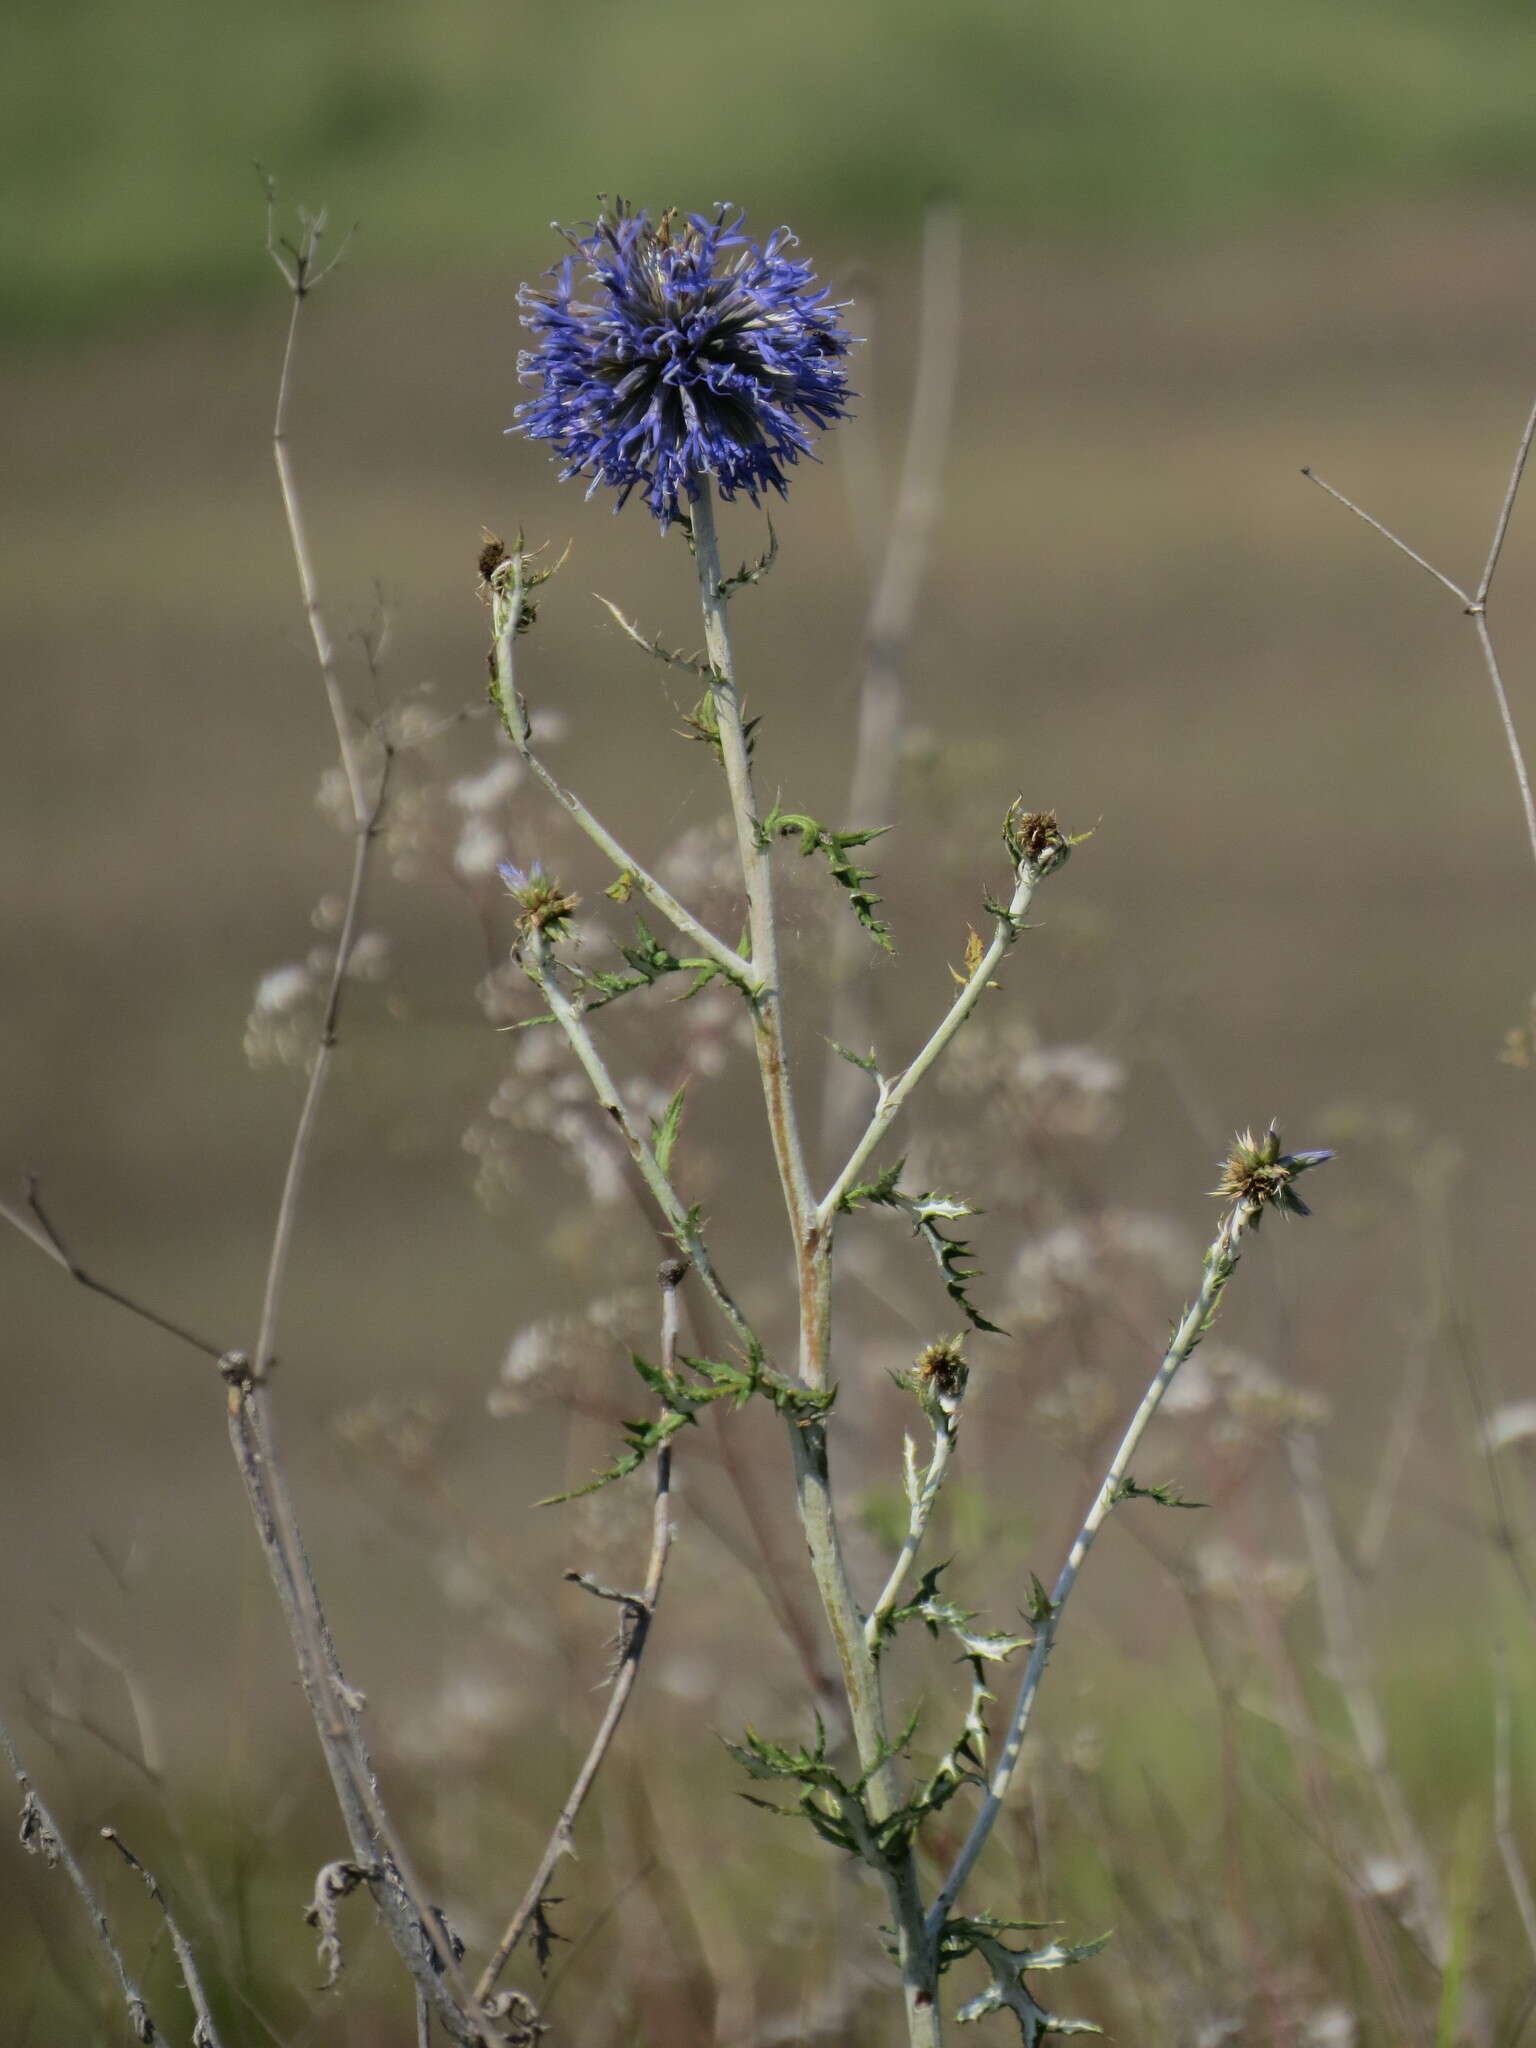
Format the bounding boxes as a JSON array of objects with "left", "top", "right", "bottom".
[
  {"left": 499, "top": 861, "right": 580, "bottom": 941},
  {"left": 513, "top": 200, "right": 854, "bottom": 528},
  {"left": 1213, "top": 1121, "right": 1333, "bottom": 1224},
  {"left": 895, "top": 1336, "right": 969, "bottom": 1423}
]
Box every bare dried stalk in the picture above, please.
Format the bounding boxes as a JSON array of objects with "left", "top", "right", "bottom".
[
  {"left": 1303, "top": 407, "right": 1536, "bottom": 881},
  {"left": 475, "top": 1258, "right": 685, "bottom": 2005},
  {"left": 1286, "top": 1427, "right": 1448, "bottom": 1967},
  {"left": 0, "top": 1716, "right": 158, "bottom": 2043},
  {"left": 1, "top": 1181, "right": 229, "bottom": 1363},
  {"left": 930, "top": 1201, "right": 1254, "bottom": 1935},
  {"left": 250, "top": 207, "right": 498, "bottom": 2044},
  {"left": 823, "top": 205, "right": 963, "bottom": 1153},
  {"left": 100, "top": 1828, "right": 226, "bottom": 2048}
]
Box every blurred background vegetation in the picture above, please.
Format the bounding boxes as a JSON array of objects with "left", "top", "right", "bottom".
[
  {"left": 6, "top": 1, "right": 1536, "bottom": 2042},
  {"left": 11, "top": 0, "right": 1536, "bottom": 339}
]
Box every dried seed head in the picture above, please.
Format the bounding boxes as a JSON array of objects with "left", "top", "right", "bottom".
[
  {"left": 1003, "top": 803, "right": 1072, "bottom": 878},
  {"left": 1213, "top": 1121, "right": 1333, "bottom": 1223}
]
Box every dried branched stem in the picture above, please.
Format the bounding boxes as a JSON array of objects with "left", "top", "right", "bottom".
[
  {"left": 0, "top": 1716, "right": 159, "bottom": 2043},
  {"left": 101, "top": 1828, "right": 226, "bottom": 2048},
  {"left": 1303, "top": 410, "right": 1536, "bottom": 881},
  {"left": 1286, "top": 1426, "right": 1447, "bottom": 1967},
  {"left": 0, "top": 1181, "right": 229, "bottom": 1363},
  {"left": 475, "top": 1258, "right": 685, "bottom": 2005}
]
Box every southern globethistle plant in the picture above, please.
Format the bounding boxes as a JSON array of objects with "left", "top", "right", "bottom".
[
  {"left": 512, "top": 199, "right": 854, "bottom": 526},
  {"left": 481, "top": 206, "right": 1336, "bottom": 2048}
]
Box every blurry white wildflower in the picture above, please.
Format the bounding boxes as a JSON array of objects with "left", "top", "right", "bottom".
[
  {"left": 489, "top": 1291, "right": 645, "bottom": 1417},
  {"left": 1360, "top": 1853, "right": 1412, "bottom": 1900},
  {"left": 244, "top": 962, "right": 319, "bottom": 1070},
  {"left": 314, "top": 764, "right": 355, "bottom": 834},
  {"left": 345, "top": 930, "right": 391, "bottom": 982},
  {"left": 448, "top": 754, "right": 522, "bottom": 811},
  {"left": 1301, "top": 2005, "right": 1358, "bottom": 2047},
  {"left": 1192, "top": 2021, "right": 1243, "bottom": 2048},
  {"left": 1032, "top": 1370, "right": 1115, "bottom": 1443},
  {"left": 1013, "top": 1043, "right": 1126, "bottom": 1140},
  {"left": 1204, "top": 1346, "right": 1330, "bottom": 1436},
  {"left": 453, "top": 815, "right": 508, "bottom": 879},
  {"left": 528, "top": 707, "right": 567, "bottom": 744},
  {"left": 312, "top": 892, "right": 346, "bottom": 931},
  {"left": 391, "top": 1672, "right": 522, "bottom": 1769},
  {"left": 1485, "top": 1400, "right": 1536, "bottom": 1452},
  {"left": 1161, "top": 1355, "right": 1216, "bottom": 1415},
  {"left": 657, "top": 817, "right": 737, "bottom": 897},
  {"left": 1009, "top": 1222, "right": 1096, "bottom": 1326},
  {"left": 388, "top": 698, "right": 443, "bottom": 750},
  {"left": 253, "top": 964, "right": 313, "bottom": 1014}
]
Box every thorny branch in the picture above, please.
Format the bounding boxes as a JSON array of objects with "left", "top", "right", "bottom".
[
  {"left": 101, "top": 1828, "right": 227, "bottom": 2048},
  {"left": 931, "top": 1199, "right": 1257, "bottom": 1934},
  {"left": 0, "top": 1716, "right": 159, "bottom": 2044}
]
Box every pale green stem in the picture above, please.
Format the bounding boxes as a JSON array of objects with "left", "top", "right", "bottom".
[
  {"left": 520, "top": 925, "right": 755, "bottom": 1353},
  {"left": 866, "top": 1410, "right": 961, "bottom": 1653},
  {"left": 687, "top": 485, "right": 818, "bottom": 1278},
  {"left": 928, "top": 1202, "right": 1252, "bottom": 1937},
  {"left": 687, "top": 481, "right": 940, "bottom": 2041},
  {"left": 489, "top": 559, "right": 758, "bottom": 994},
  {"left": 820, "top": 861, "right": 1043, "bottom": 1226}
]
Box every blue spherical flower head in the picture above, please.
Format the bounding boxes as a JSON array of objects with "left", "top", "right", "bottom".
[{"left": 513, "top": 200, "right": 854, "bottom": 528}]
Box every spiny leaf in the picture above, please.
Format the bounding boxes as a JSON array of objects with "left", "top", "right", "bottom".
[
  {"left": 829, "top": 1039, "right": 879, "bottom": 1073},
  {"left": 1114, "top": 1476, "right": 1207, "bottom": 1510},
  {"left": 595, "top": 594, "right": 710, "bottom": 674},
  {"left": 650, "top": 1083, "right": 687, "bottom": 1175},
  {"left": 716, "top": 516, "right": 779, "bottom": 597},
  {"left": 760, "top": 802, "right": 895, "bottom": 951}
]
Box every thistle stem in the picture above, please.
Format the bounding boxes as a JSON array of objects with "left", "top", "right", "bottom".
[
  {"left": 689, "top": 480, "right": 940, "bottom": 2042},
  {"left": 928, "top": 1202, "right": 1252, "bottom": 1936}
]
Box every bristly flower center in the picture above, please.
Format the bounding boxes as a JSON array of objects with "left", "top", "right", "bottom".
[{"left": 512, "top": 199, "right": 855, "bottom": 528}]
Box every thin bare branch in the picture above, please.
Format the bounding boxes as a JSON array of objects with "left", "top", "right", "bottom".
[
  {"left": 475, "top": 1258, "right": 686, "bottom": 2006},
  {"left": 1478, "top": 393, "right": 1536, "bottom": 605},
  {"left": 1300, "top": 467, "right": 1470, "bottom": 605},
  {"left": 1286, "top": 1427, "right": 1447, "bottom": 1967},
  {"left": 1, "top": 1181, "right": 231, "bottom": 1363},
  {"left": 0, "top": 1717, "right": 158, "bottom": 2043},
  {"left": 100, "top": 1829, "right": 226, "bottom": 2048},
  {"left": 251, "top": 746, "right": 392, "bottom": 1380},
  {"left": 265, "top": 197, "right": 370, "bottom": 825}
]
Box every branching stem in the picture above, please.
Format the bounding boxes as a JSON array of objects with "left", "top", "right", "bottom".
[{"left": 929, "top": 1202, "right": 1252, "bottom": 1935}]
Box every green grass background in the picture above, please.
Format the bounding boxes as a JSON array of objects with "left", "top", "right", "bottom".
[{"left": 10, "top": 0, "right": 1536, "bottom": 338}]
